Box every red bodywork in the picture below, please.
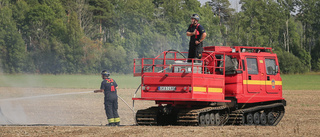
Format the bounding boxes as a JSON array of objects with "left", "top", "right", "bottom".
[{"left": 133, "top": 46, "right": 284, "bottom": 105}]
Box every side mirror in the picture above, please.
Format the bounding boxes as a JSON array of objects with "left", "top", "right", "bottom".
[{"left": 275, "top": 65, "right": 279, "bottom": 74}]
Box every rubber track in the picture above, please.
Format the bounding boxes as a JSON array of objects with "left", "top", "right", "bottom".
[
  {"left": 227, "top": 103, "right": 285, "bottom": 126},
  {"left": 136, "top": 107, "right": 158, "bottom": 125},
  {"left": 177, "top": 106, "right": 228, "bottom": 126}
]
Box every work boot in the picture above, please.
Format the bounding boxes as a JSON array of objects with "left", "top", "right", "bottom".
[
  {"left": 115, "top": 122, "right": 120, "bottom": 126},
  {"left": 106, "top": 123, "right": 115, "bottom": 126}
]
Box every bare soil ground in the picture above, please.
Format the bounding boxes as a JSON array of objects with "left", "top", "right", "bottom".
[{"left": 0, "top": 87, "right": 319, "bottom": 136}]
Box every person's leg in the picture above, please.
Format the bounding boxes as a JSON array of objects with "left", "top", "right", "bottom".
[
  {"left": 188, "top": 42, "right": 196, "bottom": 62},
  {"left": 105, "top": 100, "right": 115, "bottom": 126},
  {"left": 113, "top": 98, "right": 120, "bottom": 126},
  {"left": 195, "top": 42, "right": 203, "bottom": 63}
]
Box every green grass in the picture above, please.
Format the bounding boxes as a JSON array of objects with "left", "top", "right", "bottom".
[
  {"left": 0, "top": 73, "right": 319, "bottom": 90},
  {"left": 0, "top": 74, "right": 140, "bottom": 89},
  {"left": 281, "top": 73, "right": 320, "bottom": 90}
]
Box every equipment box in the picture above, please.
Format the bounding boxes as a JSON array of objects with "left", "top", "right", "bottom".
[{"left": 173, "top": 61, "right": 202, "bottom": 73}]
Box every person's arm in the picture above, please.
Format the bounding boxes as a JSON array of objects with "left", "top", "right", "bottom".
[
  {"left": 186, "top": 25, "right": 196, "bottom": 36},
  {"left": 186, "top": 30, "right": 196, "bottom": 36},
  {"left": 199, "top": 32, "right": 206, "bottom": 42},
  {"left": 94, "top": 81, "right": 105, "bottom": 93},
  {"left": 195, "top": 32, "right": 207, "bottom": 45},
  {"left": 114, "top": 80, "right": 118, "bottom": 89},
  {"left": 94, "top": 89, "right": 103, "bottom": 93}
]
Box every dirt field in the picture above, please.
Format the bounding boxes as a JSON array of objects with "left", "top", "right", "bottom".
[{"left": 0, "top": 87, "right": 319, "bottom": 136}]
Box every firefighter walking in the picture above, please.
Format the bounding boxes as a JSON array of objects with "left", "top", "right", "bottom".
[{"left": 94, "top": 70, "right": 120, "bottom": 126}]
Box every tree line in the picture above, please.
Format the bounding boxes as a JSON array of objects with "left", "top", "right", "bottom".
[{"left": 0, "top": 0, "right": 319, "bottom": 74}]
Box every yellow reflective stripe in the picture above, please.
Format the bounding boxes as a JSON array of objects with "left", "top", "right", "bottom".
[
  {"left": 193, "top": 87, "right": 206, "bottom": 92},
  {"left": 114, "top": 117, "right": 120, "bottom": 122},
  {"left": 208, "top": 88, "right": 222, "bottom": 93},
  {"left": 265, "top": 81, "right": 272, "bottom": 85},
  {"left": 193, "top": 87, "right": 223, "bottom": 93},
  {"left": 108, "top": 118, "right": 115, "bottom": 123},
  {"left": 243, "top": 80, "right": 282, "bottom": 85},
  {"left": 243, "top": 80, "right": 265, "bottom": 85}
]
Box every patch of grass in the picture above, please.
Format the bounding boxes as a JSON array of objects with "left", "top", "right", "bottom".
[
  {"left": 1, "top": 73, "right": 319, "bottom": 90},
  {"left": 0, "top": 74, "right": 140, "bottom": 89},
  {"left": 281, "top": 73, "right": 320, "bottom": 90}
]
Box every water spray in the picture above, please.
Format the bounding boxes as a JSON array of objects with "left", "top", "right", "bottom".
[
  {"left": 0, "top": 107, "right": 14, "bottom": 124},
  {"left": 0, "top": 91, "right": 92, "bottom": 102},
  {"left": 0, "top": 91, "right": 93, "bottom": 125},
  {"left": 0, "top": 90, "right": 136, "bottom": 125}
]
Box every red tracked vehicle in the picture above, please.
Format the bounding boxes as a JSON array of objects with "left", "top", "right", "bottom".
[{"left": 133, "top": 46, "right": 286, "bottom": 126}]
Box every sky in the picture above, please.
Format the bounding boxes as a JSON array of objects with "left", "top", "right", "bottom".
[{"left": 198, "top": 0, "right": 241, "bottom": 12}]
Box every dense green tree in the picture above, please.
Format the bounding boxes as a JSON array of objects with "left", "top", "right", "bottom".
[
  {"left": 235, "top": 0, "right": 265, "bottom": 46},
  {"left": 89, "top": 0, "right": 114, "bottom": 41},
  {"left": 25, "top": 4, "right": 56, "bottom": 43},
  {"left": 310, "top": 1, "right": 320, "bottom": 71},
  {"left": 22, "top": 1, "right": 69, "bottom": 73},
  {"left": 276, "top": 50, "right": 304, "bottom": 74},
  {"left": 1, "top": 0, "right": 320, "bottom": 74},
  {"left": 286, "top": 17, "right": 311, "bottom": 72},
  {"left": 200, "top": 3, "right": 222, "bottom": 46},
  {"left": 278, "top": 0, "right": 296, "bottom": 52},
  {"left": 295, "top": 0, "right": 317, "bottom": 53},
  {"left": 208, "top": 0, "right": 233, "bottom": 26},
  {"left": 311, "top": 41, "right": 320, "bottom": 71},
  {"left": 0, "top": 2, "right": 26, "bottom": 73},
  {"left": 64, "top": 11, "right": 84, "bottom": 73},
  {"left": 10, "top": 0, "right": 29, "bottom": 34}
]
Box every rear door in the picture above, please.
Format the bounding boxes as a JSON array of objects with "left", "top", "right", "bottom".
[{"left": 245, "top": 57, "right": 261, "bottom": 93}]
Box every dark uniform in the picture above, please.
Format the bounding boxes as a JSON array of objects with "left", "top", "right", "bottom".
[
  {"left": 100, "top": 78, "right": 120, "bottom": 125},
  {"left": 186, "top": 23, "right": 206, "bottom": 62}
]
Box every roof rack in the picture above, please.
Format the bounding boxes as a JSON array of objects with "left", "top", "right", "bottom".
[
  {"left": 203, "top": 46, "right": 273, "bottom": 53},
  {"left": 233, "top": 46, "right": 273, "bottom": 53}
]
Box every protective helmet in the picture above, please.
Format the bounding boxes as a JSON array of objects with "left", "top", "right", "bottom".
[
  {"left": 101, "top": 70, "right": 110, "bottom": 77},
  {"left": 191, "top": 14, "right": 200, "bottom": 21}
]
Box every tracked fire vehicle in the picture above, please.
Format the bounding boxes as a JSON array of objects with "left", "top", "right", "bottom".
[{"left": 133, "top": 46, "right": 286, "bottom": 126}]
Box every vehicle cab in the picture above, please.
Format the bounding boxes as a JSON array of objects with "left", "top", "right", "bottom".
[{"left": 220, "top": 46, "right": 283, "bottom": 103}]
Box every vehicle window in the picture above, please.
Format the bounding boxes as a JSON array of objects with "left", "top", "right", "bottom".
[
  {"left": 247, "top": 58, "right": 258, "bottom": 74},
  {"left": 265, "top": 59, "right": 276, "bottom": 75}
]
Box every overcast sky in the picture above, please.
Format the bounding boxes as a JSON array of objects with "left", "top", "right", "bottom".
[{"left": 198, "top": 0, "right": 241, "bottom": 12}]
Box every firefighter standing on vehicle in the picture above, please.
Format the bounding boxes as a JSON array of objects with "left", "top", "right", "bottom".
[
  {"left": 186, "top": 14, "right": 207, "bottom": 62},
  {"left": 94, "top": 70, "right": 120, "bottom": 126}
]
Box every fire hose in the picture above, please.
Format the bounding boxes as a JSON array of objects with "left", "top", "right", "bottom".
[{"left": 117, "top": 95, "right": 134, "bottom": 113}]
